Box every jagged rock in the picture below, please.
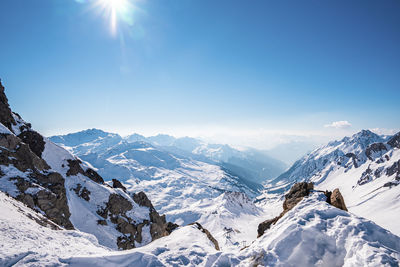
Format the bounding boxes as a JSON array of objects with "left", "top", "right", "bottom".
[
  {"left": 0, "top": 79, "right": 16, "bottom": 131},
  {"left": 388, "top": 132, "right": 400, "bottom": 149},
  {"left": 107, "top": 194, "right": 133, "bottom": 215},
  {"left": 365, "top": 142, "right": 387, "bottom": 160},
  {"left": 190, "top": 222, "right": 220, "bottom": 250},
  {"left": 36, "top": 190, "right": 74, "bottom": 229},
  {"left": 66, "top": 159, "right": 104, "bottom": 184},
  {"left": 132, "top": 191, "right": 154, "bottom": 208},
  {"left": 18, "top": 130, "right": 46, "bottom": 158},
  {"left": 258, "top": 182, "right": 314, "bottom": 237},
  {"left": 329, "top": 189, "right": 348, "bottom": 211},
  {"left": 112, "top": 178, "right": 126, "bottom": 191},
  {"left": 97, "top": 219, "right": 108, "bottom": 225},
  {"left": 358, "top": 167, "right": 373, "bottom": 185},
  {"left": 345, "top": 152, "right": 358, "bottom": 168},
  {"left": 166, "top": 222, "right": 179, "bottom": 233},
  {"left": 73, "top": 183, "right": 91, "bottom": 201},
  {"left": 283, "top": 182, "right": 314, "bottom": 211},
  {"left": 386, "top": 160, "right": 400, "bottom": 180},
  {"left": 257, "top": 217, "right": 280, "bottom": 237}
]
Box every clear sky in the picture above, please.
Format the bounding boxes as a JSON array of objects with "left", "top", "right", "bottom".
[{"left": 0, "top": 0, "right": 399, "bottom": 149}]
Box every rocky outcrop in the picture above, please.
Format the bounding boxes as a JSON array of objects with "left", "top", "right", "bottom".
[
  {"left": 73, "top": 183, "right": 91, "bottom": 201},
  {"left": 282, "top": 182, "right": 314, "bottom": 210},
  {"left": 112, "top": 178, "right": 127, "bottom": 191},
  {"left": 388, "top": 132, "right": 400, "bottom": 149},
  {"left": 95, "top": 192, "right": 177, "bottom": 250},
  {"left": 325, "top": 189, "right": 348, "bottom": 211},
  {"left": 190, "top": 222, "right": 220, "bottom": 250},
  {"left": 258, "top": 183, "right": 348, "bottom": 237},
  {"left": 132, "top": 191, "right": 178, "bottom": 240},
  {"left": 18, "top": 130, "right": 46, "bottom": 158},
  {"left": 0, "top": 80, "right": 177, "bottom": 250},
  {"left": 0, "top": 79, "right": 16, "bottom": 131},
  {"left": 365, "top": 142, "right": 387, "bottom": 160},
  {"left": 66, "top": 159, "right": 104, "bottom": 184},
  {"left": 0, "top": 132, "right": 74, "bottom": 229},
  {"left": 386, "top": 160, "right": 400, "bottom": 181},
  {"left": 258, "top": 182, "right": 314, "bottom": 237}
]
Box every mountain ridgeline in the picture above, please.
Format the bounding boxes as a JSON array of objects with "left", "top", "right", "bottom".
[{"left": 0, "top": 80, "right": 177, "bottom": 250}]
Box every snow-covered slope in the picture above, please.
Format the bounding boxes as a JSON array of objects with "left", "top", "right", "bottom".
[
  {"left": 0, "top": 81, "right": 175, "bottom": 251},
  {"left": 52, "top": 130, "right": 286, "bottom": 184},
  {"left": 270, "top": 129, "right": 400, "bottom": 235},
  {"left": 49, "top": 129, "right": 268, "bottom": 229},
  {"left": 44, "top": 192, "right": 400, "bottom": 266}
]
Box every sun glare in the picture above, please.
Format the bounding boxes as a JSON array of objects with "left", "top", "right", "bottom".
[{"left": 96, "top": 0, "right": 134, "bottom": 35}]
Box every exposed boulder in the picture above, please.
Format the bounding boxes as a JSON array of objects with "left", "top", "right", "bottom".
[
  {"left": 18, "top": 130, "right": 46, "bottom": 158},
  {"left": 132, "top": 191, "right": 154, "bottom": 208},
  {"left": 190, "top": 222, "right": 220, "bottom": 250},
  {"left": 66, "top": 159, "right": 104, "bottom": 184},
  {"left": 388, "top": 132, "right": 400, "bottom": 149},
  {"left": 386, "top": 160, "right": 400, "bottom": 180},
  {"left": 257, "top": 217, "right": 280, "bottom": 238},
  {"left": 283, "top": 182, "right": 314, "bottom": 211},
  {"left": 258, "top": 182, "right": 348, "bottom": 237},
  {"left": 0, "top": 79, "right": 16, "bottom": 131},
  {"left": 112, "top": 178, "right": 127, "bottom": 191},
  {"left": 328, "top": 189, "right": 348, "bottom": 211},
  {"left": 258, "top": 182, "right": 314, "bottom": 237},
  {"left": 73, "top": 183, "right": 91, "bottom": 201}
]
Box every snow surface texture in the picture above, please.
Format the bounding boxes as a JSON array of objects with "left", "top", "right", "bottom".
[
  {"left": 270, "top": 130, "right": 400, "bottom": 236},
  {"left": 0, "top": 191, "right": 111, "bottom": 266},
  {"left": 13, "top": 192, "right": 397, "bottom": 267}
]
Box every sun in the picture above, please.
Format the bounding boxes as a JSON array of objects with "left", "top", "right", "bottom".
[{"left": 96, "top": 0, "right": 134, "bottom": 35}]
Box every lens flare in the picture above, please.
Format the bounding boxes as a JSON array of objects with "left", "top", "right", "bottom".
[{"left": 96, "top": 0, "right": 135, "bottom": 35}]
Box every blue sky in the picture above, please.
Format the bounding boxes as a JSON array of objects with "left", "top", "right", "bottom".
[{"left": 0, "top": 0, "right": 399, "bottom": 149}]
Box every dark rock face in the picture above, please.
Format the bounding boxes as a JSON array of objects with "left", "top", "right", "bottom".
[
  {"left": 66, "top": 159, "right": 104, "bottom": 184},
  {"left": 257, "top": 217, "right": 280, "bottom": 238},
  {"left": 345, "top": 153, "right": 358, "bottom": 168},
  {"left": 190, "top": 222, "right": 220, "bottom": 250},
  {"left": 18, "top": 130, "right": 46, "bottom": 158},
  {"left": 386, "top": 160, "right": 400, "bottom": 181},
  {"left": 365, "top": 142, "right": 387, "bottom": 160},
  {"left": 112, "top": 178, "right": 127, "bottom": 191},
  {"left": 0, "top": 79, "right": 16, "bottom": 131},
  {"left": 73, "top": 183, "right": 91, "bottom": 201},
  {"left": 96, "top": 192, "right": 176, "bottom": 250},
  {"left": 388, "top": 132, "right": 400, "bottom": 149},
  {"left": 132, "top": 191, "right": 154, "bottom": 209},
  {"left": 0, "top": 133, "right": 74, "bottom": 229},
  {"left": 258, "top": 182, "right": 314, "bottom": 237},
  {"left": 258, "top": 182, "right": 348, "bottom": 237},
  {"left": 283, "top": 182, "right": 314, "bottom": 211},
  {"left": 329, "top": 189, "right": 348, "bottom": 211}
]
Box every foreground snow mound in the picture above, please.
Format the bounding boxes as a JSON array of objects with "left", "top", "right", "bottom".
[
  {"left": 0, "top": 191, "right": 111, "bottom": 266},
  {"left": 240, "top": 193, "right": 400, "bottom": 267},
  {"left": 63, "top": 225, "right": 237, "bottom": 267}
]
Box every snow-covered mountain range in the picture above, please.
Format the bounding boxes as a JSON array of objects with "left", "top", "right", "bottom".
[
  {"left": 50, "top": 129, "right": 286, "bottom": 184},
  {"left": 49, "top": 129, "right": 284, "bottom": 227},
  {"left": 267, "top": 129, "right": 400, "bottom": 236},
  {"left": 1, "top": 79, "right": 400, "bottom": 266}
]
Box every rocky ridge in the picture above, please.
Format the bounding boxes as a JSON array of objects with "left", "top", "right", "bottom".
[{"left": 0, "top": 80, "right": 176, "bottom": 250}]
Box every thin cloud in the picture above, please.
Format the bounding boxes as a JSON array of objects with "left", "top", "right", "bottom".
[{"left": 324, "top": 121, "right": 352, "bottom": 129}]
